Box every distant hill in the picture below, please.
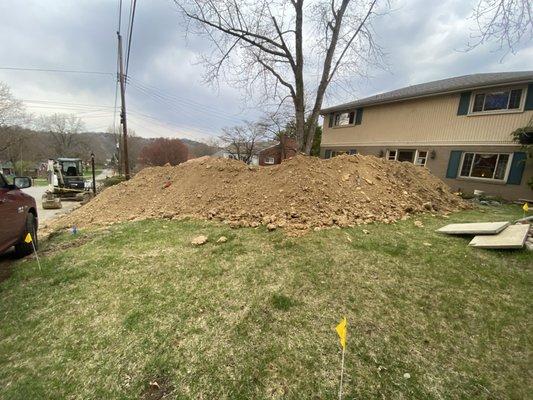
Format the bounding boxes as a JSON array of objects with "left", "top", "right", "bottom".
[{"left": 0, "top": 127, "right": 219, "bottom": 167}]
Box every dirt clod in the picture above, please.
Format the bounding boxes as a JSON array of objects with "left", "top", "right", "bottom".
[
  {"left": 191, "top": 235, "right": 208, "bottom": 245},
  {"left": 51, "top": 155, "right": 467, "bottom": 235}
]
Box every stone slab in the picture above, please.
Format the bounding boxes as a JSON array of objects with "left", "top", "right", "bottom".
[
  {"left": 469, "top": 225, "right": 530, "bottom": 249},
  {"left": 436, "top": 221, "right": 510, "bottom": 235}
]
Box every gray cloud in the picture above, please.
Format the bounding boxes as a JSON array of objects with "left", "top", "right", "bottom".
[{"left": 0, "top": 0, "right": 531, "bottom": 141}]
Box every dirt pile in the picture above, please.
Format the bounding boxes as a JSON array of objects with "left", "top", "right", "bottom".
[{"left": 51, "top": 154, "right": 467, "bottom": 234}]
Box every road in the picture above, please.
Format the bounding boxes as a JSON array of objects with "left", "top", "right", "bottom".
[{"left": 22, "top": 168, "right": 112, "bottom": 223}]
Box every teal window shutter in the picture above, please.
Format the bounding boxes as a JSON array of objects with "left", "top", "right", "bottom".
[
  {"left": 446, "top": 150, "right": 463, "bottom": 178},
  {"left": 524, "top": 84, "right": 533, "bottom": 110},
  {"left": 457, "top": 92, "right": 471, "bottom": 115},
  {"left": 355, "top": 108, "right": 363, "bottom": 125},
  {"left": 507, "top": 152, "right": 527, "bottom": 185}
]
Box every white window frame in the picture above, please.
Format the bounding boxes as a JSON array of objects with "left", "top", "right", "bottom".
[
  {"left": 264, "top": 157, "right": 275, "bottom": 165},
  {"left": 414, "top": 150, "right": 428, "bottom": 166},
  {"left": 458, "top": 152, "right": 513, "bottom": 182},
  {"left": 468, "top": 86, "right": 527, "bottom": 115},
  {"left": 386, "top": 149, "right": 428, "bottom": 166}
]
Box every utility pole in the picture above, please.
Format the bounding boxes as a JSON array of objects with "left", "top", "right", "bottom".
[{"left": 117, "top": 32, "right": 130, "bottom": 180}]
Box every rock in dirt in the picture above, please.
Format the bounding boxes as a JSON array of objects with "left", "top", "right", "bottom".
[
  {"left": 216, "top": 236, "right": 228, "bottom": 243},
  {"left": 50, "top": 154, "right": 467, "bottom": 235},
  {"left": 191, "top": 235, "right": 208, "bottom": 245}
]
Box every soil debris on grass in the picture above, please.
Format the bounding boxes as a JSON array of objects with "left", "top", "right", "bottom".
[{"left": 51, "top": 154, "right": 468, "bottom": 234}]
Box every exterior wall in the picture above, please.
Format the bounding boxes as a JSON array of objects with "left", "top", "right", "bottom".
[
  {"left": 322, "top": 91, "right": 533, "bottom": 146},
  {"left": 258, "top": 138, "right": 298, "bottom": 166},
  {"left": 320, "top": 87, "right": 533, "bottom": 200},
  {"left": 320, "top": 145, "right": 532, "bottom": 200}
]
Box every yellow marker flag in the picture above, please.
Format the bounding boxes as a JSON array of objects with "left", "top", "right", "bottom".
[
  {"left": 336, "top": 317, "right": 347, "bottom": 350},
  {"left": 24, "top": 233, "right": 32, "bottom": 243},
  {"left": 523, "top": 203, "right": 529, "bottom": 213}
]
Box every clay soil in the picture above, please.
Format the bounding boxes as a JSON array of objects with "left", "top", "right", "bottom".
[{"left": 50, "top": 154, "right": 467, "bottom": 234}]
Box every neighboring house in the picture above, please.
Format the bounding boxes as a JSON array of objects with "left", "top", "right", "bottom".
[
  {"left": 320, "top": 71, "right": 533, "bottom": 200},
  {"left": 258, "top": 136, "right": 298, "bottom": 166},
  {"left": 212, "top": 141, "right": 278, "bottom": 166},
  {"left": 0, "top": 161, "right": 15, "bottom": 177}
]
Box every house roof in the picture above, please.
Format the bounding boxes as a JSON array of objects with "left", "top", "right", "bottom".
[{"left": 320, "top": 71, "right": 533, "bottom": 114}]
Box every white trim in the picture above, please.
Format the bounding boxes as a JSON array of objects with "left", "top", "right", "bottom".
[
  {"left": 264, "top": 157, "right": 275, "bottom": 165},
  {"left": 458, "top": 151, "right": 513, "bottom": 182}
]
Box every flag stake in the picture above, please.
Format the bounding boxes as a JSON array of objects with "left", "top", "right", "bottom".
[
  {"left": 335, "top": 317, "right": 347, "bottom": 400},
  {"left": 338, "top": 345, "right": 346, "bottom": 400},
  {"left": 24, "top": 233, "right": 41, "bottom": 271}
]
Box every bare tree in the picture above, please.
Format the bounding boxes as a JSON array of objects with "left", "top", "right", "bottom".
[
  {"left": 0, "top": 82, "right": 28, "bottom": 153},
  {"left": 220, "top": 121, "right": 268, "bottom": 164},
  {"left": 175, "top": 0, "right": 387, "bottom": 154},
  {"left": 38, "top": 113, "right": 85, "bottom": 156},
  {"left": 469, "top": 0, "right": 532, "bottom": 54}
]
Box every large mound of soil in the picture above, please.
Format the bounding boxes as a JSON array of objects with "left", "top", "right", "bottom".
[{"left": 51, "top": 155, "right": 467, "bottom": 234}]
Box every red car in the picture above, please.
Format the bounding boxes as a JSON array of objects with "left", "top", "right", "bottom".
[{"left": 0, "top": 173, "right": 38, "bottom": 257}]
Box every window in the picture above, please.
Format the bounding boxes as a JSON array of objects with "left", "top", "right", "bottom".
[
  {"left": 387, "top": 149, "right": 428, "bottom": 166},
  {"left": 334, "top": 111, "right": 355, "bottom": 126},
  {"left": 459, "top": 152, "right": 511, "bottom": 181},
  {"left": 415, "top": 151, "right": 428, "bottom": 166},
  {"left": 348, "top": 149, "right": 357, "bottom": 155},
  {"left": 471, "top": 88, "right": 523, "bottom": 113},
  {"left": 264, "top": 157, "right": 275, "bottom": 165}
]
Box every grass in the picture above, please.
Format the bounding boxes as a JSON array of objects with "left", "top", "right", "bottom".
[{"left": 0, "top": 205, "right": 531, "bottom": 399}]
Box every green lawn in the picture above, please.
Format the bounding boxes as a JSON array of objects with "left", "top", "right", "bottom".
[{"left": 0, "top": 205, "right": 531, "bottom": 399}]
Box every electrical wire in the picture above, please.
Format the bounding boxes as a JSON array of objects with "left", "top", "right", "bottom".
[
  {"left": 125, "top": 0, "right": 137, "bottom": 77},
  {"left": 0, "top": 67, "right": 114, "bottom": 76}
]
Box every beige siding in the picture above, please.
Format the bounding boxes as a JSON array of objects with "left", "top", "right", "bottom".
[{"left": 322, "top": 92, "right": 533, "bottom": 146}]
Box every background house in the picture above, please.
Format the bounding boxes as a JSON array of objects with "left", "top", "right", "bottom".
[
  {"left": 258, "top": 136, "right": 298, "bottom": 166},
  {"left": 320, "top": 71, "right": 533, "bottom": 200}
]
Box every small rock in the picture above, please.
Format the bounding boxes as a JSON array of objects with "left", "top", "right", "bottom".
[
  {"left": 267, "top": 223, "right": 277, "bottom": 231},
  {"left": 191, "top": 235, "right": 208, "bottom": 245},
  {"left": 216, "top": 236, "right": 227, "bottom": 243},
  {"left": 341, "top": 173, "right": 350, "bottom": 182},
  {"left": 423, "top": 242, "right": 432, "bottom": 246},
  {"left": 362, "top": 229, "right": 370, "bottom": 235},
  {"left": 414, "top": 220, "right": 424, "bottom": 228},
  {"left": 422, "top": 202, "right": 432, "bottom": 210},
  {"left": 403, "top": 373, "right": 411, "bottom": 379}
]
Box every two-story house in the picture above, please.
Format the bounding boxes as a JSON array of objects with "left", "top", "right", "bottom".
[{"left": 320, "top": 71, "right": 533, "bottom": 200}]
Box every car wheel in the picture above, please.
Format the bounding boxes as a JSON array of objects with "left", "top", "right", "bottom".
[{"left": 14, "top": 213, "right": 38, "bottom": 258}]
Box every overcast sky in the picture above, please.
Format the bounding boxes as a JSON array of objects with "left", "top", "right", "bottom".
[{"left": 0, "top": 0, "right": 531, "bottom": 142}]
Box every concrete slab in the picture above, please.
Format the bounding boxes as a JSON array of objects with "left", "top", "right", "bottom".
[
  {"left": 469, "top": 225, "right": 530, "bottom": 249},
  {"left": 436, "top": 221, "right": 510, "bottom": 235}
]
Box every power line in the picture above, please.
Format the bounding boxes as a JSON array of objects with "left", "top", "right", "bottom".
[
  {"left": 125, "top": 0, "right": 137, "bottom": 77},
  {"left": 126, "top": 78, "right": 244, "bottom": 125},
  {"left": 0, "top": 67, "right": 114, "bottom": 76}
]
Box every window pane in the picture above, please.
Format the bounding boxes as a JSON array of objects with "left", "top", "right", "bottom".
[
  {"left": 472, "top": 94, "right": 484, "bottom": 112},
  {"left": 336, "top": 112, "right": 351, "bottom": 126},
  {"left": 397, "top": 150, "right": 415, "bottom": 163},
  {"left": 471, "top": 153, "right": 497, "bottom": 178},
  {"left": 324, "top": 150, "right": 331, "bottom": 159},
  {"left": 348, "top": 112, "right": 355, "bottom": 124},
  {"left": 460, "top": 153, "right": 474, "bottom": 176},
  {"left": 494, "top": 154, "right": 509, "bottom": 179},
  {"left": 483, "top": 91, "right": 509, "bottom": 111},
  {"left": 348, "top": 149, "right": 357, "bottom": 155},
  {"left": 387, "top": 150, "right": 396, "bottom": 160},
  {"left": 508, "top": 89, "right": 522, "bottom": 109}
]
